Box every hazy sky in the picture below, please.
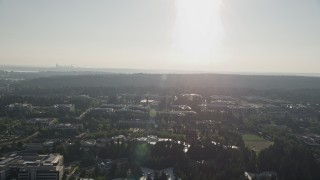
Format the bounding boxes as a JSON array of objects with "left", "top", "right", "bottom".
[{"left": 1, "top": 0, "right": 320, "bottom": 73}]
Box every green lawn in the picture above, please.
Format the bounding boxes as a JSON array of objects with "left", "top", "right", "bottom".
[
  {"left": 149, "top": 109, "right": 157, "bottom": 117},
  {"left": 242, "top": 134, "right": 273, "bottom": 153},
  {"left": 242, "top": 134, "right": 265, "bottom": 141}
]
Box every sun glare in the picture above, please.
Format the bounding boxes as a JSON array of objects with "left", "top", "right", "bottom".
[{"left": 172, "top": 0, "right": 224, "bottom": 64}]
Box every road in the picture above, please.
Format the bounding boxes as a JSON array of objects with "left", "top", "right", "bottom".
[{"left": 77, "top": 108, "right": 91, "bottom": 120}]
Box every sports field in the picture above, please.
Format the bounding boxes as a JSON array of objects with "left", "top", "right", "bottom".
[{"left": 242, "top": 134, "right": 273, "bottom": 153}]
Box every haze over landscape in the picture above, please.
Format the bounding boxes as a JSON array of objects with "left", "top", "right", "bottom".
[
  {"left": 1, "top": 0, "right": 320, "bottom": 73},
  {"left": 1, "top": 1, "right": 320, "bottom": 180}
]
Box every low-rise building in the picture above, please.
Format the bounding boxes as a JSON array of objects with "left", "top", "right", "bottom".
[
  {"left": 27, "top": 118, "right": 56, "bottom": 128},
  {"left": 0, "top": 154, "right": 64, "bottom": 180},
  {"left": 48, "top": 123, "right": 83, "bottom": 130},
  {"left": 52, "top": 104, "right": 75, "bottom": 113},
  {"left": 5, "top": 103, "right": 33, "bottom": 114}
]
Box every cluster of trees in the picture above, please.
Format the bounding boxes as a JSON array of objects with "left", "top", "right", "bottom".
[
  {"left": 258, "top": 139, "right": 320, "bottom": 180},
  {"left": 0, "top": 94, "right": 94, "bottom": 118},
  {"left": 14, "top": 74, "right": 320, "bottom": 90},
  {"left": 107, "top": 161, "right": 142, "bottom": 179},
  {"left": 50, "top": 118, "right": 319, "bottom": 179},
  {"left": 0, "top": 141, "right": 25, "bottom": 154},
  {"left": 95, "top": 139, "right": 249, "bottom": 179},
  {"left": 173, "top": 141, "right": 247, "bottom": 180},
  {"left": 147, "top": 171, "right": 170, "bottom": 180},
  {"left": 3, "top": 74, "right": 320, "bottom": 179},
  {"left": 97, "top": 141, "right": 185, "bottom": 169},
  {"left": 55, "top": 141, "right": 82, "bottom": 162}
]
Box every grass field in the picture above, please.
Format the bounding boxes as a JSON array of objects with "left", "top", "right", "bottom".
[
  {"left": 242, "top": 134, "right": 273, "bottom": 153},
  {"left": 149, "top": 109, "right": 157, "bottom": 117}
]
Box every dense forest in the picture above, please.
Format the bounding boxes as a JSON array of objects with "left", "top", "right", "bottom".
[{"left": 15, "top": 74, "right": 320, "bottom": 90}]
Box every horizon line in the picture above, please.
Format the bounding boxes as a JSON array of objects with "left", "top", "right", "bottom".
[{"left": 1, "top": 64, "right": 320, "bottom": 77}]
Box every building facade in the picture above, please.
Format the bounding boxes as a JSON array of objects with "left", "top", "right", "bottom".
[{"left": 0, "top": 154, "right": 64, "bottom": 180}]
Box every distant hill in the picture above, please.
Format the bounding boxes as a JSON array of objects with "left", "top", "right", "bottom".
[{"left": 14, "top": 74, "right": 320, "bottom": 90}]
